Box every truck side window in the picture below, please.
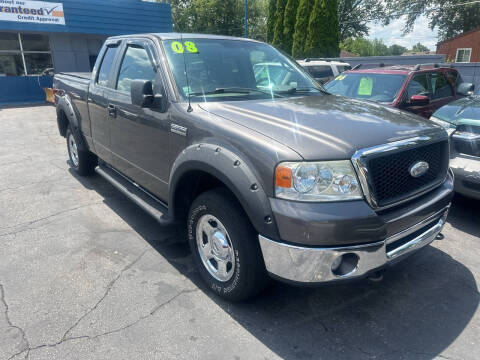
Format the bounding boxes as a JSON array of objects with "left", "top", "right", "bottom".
[
  {"left": 96, "top": 46, "right": 118, "bottom": 87},
  {"left": 431, "top": 72, "right": 453, "bottom": 100},
  {"left": 407, "top": 74, "right": 429, "bottom": 99},
  {"left": 116, "top": 45, "right": 156, "bottom": 93}
]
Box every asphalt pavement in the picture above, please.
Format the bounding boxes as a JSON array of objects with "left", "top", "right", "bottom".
[{"left": 0, "top": 105, "right": 479, "bottom": 360}]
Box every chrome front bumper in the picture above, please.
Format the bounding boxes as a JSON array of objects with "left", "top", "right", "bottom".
[{"left": 259, "top": 208, "right": 449, "bottom": 284}]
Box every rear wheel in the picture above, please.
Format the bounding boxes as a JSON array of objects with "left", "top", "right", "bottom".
[
  {"left": 66, "top": 126, "right": 97, "bottom": 176},
  {"left": 188, "top": 188, "right": 268, "bottom": 301}
]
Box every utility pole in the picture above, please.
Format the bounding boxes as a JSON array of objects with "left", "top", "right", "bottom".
[{"left": 244, "top": 0, "right": 248, "bottom": 38}]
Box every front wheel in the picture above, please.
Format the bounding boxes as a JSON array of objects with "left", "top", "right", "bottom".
[
  {"left": 188, "top": 188, "right": 268, "bottom": 301},
  {"left": 66, "top": 126, "right": 97, "bottom": 176}
]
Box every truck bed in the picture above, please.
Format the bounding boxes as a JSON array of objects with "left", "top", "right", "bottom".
[
  {"left": 56, "top": 72, "right": 92, "bottom": 81},
  {"left": 53, "top": 72, "right": 92, "bottom": 139}
]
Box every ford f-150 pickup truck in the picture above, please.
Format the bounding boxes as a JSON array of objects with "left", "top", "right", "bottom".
[{"left": 54, "top": 33, "right": 454, "bottom": 301}]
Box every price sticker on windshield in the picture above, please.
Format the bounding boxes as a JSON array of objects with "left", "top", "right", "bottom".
[
  {"left": 171, "top": 41, "right": 198, "bottom": 54},
  {"left": 358, "top": 77, "right": 373, "bottom": 96}
]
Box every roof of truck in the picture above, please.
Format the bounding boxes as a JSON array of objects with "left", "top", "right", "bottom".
[
  {"left": 297, "top": 59, "right": 350, "bottom": 66},
  {"left": 108, "top": 33, "right": 260, "bottom": 43},
  {"left": 346, "top": 65, "right": 457, "bottom": 75}
]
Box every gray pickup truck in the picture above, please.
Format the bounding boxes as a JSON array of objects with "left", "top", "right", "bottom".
[{"left": 54, "top": 33, "right": 453, "bottom": 301}]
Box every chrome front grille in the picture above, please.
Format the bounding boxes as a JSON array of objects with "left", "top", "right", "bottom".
[{"left": 352, "top": 132, "right": 450, "bottom": 209}]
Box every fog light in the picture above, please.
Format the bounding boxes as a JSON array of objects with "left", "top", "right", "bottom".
[{"left": 331, "top": 253, "right": 359, "bottom": 277}]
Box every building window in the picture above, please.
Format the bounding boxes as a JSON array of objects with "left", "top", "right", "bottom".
[
  {"left": 456, "top": 48, "right": 472, "bottom": 63},
  {"left": 0, "top": 33, "right": 53, "bottom": 76}
]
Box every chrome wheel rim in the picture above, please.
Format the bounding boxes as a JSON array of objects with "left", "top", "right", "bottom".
[
  {"left": 196, "top": 214, "right": 235, "bottom": 282},
  {"left": 68, "top": 133, "right": 79, "bottom": 167}
]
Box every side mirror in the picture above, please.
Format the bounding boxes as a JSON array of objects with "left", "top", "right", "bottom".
[
  {"left": 410, "top": 94, "right": 430, "bottom": 106},
  {"left": 131, "top": 80, "right": 154, "bottom": 108},
  {"left": 457, "top": 82, "right": 474, "bottom": 96}
]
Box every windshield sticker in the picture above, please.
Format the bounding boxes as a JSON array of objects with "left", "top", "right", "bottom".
[
  {"left": 184, "top": 41, "right": 198, "bottom": 53},
  {"left": 358, "top": 77, "right": 373, "bottom": 96},
  {"left": 171, "top": 41, "right": 184, "bottom": 53},
  {"left": 336, "top": 75, "right": 346, "bottom": 81},
  {"left": 171, "top": 41, "right": 198, "bottom": 54}
]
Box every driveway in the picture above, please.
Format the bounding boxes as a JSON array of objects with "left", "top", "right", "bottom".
[{"left": 0, "top": 105, "right": 479, "bottom": 360}]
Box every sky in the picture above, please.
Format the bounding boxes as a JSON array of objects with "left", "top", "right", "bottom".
[{"left": 367, "top": 15, "right": 439, "bottom": 51}]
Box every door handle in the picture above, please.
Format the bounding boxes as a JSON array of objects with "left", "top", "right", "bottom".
[{"left": 108, "top": 104, "right": 116, "bottom": 118}]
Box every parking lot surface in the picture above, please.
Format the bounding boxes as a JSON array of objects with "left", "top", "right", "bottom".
[{"left": 0, "top": 105, "right": 479, "bottom": 360}]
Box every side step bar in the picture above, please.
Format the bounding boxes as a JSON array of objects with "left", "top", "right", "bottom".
[{"left": 95, "top": 164, "right": 175, "bottom": 226}]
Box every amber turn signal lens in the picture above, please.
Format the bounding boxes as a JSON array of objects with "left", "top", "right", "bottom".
[{"left": 275, "top": 165, "right": 292, "bottom": 188}]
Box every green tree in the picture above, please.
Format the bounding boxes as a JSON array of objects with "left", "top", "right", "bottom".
[
  {"left": 341, "top": 37, "right": 397, "bottom": 56},
  {"left": 304, "top": 0, "right": 339, "bottom": 58},
  {"left": 266, "top": 0, "right": 277, "bottom": 42},
  {"left": 292, "top": 0, "right": 313, "bottom": 58},
  {"left": 283, "top": 0, "right": 300, "bottom": 54},
  {"left": 388, "top": 44, "right": 408, "bottom": 55},
  {"left": 371, "top": 38, "right": 389, "bottom": 56},
  {"left": 341, "top": 37, "right": 373, "bottom": 56},
  {"left": 170, "top": 0, "right": 194, "bottom": 31},
  {"left": 387, "top": 0, "right": 480, "bottom": 41},
  {"left": 410, "top": 42, "right": 430, "bottom": 52},
  {"left": 338, "top": 0, "right": 390, "bottom": 41},
  {"left": 272, "top": 0, "right": 288, "bottom": 51},
  {"left": 169, "top": 0, "right": 267, "bottom": 40}
]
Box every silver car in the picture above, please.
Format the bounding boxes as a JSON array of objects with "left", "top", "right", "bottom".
[{"left": 430, "top": 91, "right": 480, "bottom": 199}]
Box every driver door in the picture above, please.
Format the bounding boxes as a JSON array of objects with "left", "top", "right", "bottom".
[{"left": 108, "top": 39, "right": 171, "bottom": 201}]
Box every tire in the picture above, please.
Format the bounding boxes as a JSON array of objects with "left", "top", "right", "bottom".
[
  {"left": 188, "top": 188, "right": 268, "bottom": 301},
  {"left": 66, "top": 126, "right": 97, "bottom": 176}
]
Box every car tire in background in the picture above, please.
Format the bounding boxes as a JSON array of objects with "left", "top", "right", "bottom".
[
  {"left": 66, "top": 126, "right": 97, "bottom": 176},
  {"left": 188, "top": 188, "right": 269, "bottom": 301}
]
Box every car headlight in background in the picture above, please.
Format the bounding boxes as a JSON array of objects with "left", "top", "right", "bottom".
[
  {"left": 429, "top": 116, "right": 456, "bottom": 136},
  {"left": 275, "top": 161, "right": 363, "bottom": 201}
]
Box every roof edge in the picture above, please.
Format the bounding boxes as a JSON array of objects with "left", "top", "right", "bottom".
[{"left": 437, "top": 26, "right": 480, "bottom": 45}]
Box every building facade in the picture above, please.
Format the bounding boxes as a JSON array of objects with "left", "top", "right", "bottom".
[
  {"left": 0, "top": 0, "right": 172, "bottom": 105},
  {"left": 436, "top": 27, "right": 480, "bottom": 63}
]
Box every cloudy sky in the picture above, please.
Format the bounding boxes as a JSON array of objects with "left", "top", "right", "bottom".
[{"left": 367, "top": 15, "right": 439, "bottom": 51}]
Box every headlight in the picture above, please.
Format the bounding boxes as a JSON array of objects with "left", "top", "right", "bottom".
[
  {"left": 275, "top": 161, "right": 363, "bottom": 201},
  {"left": 430, "top": 116, "right": 456, "bottom": 136}
]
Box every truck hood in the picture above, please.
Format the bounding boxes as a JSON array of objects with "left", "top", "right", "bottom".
[{"left": 198, "top": 94, "right": 441, "bottom": 160}]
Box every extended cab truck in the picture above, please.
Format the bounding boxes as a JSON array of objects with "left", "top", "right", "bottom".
[{"left": 54, "top": 34, "right": 454, "bottom": 301}]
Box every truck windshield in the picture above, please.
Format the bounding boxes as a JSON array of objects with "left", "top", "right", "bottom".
[
  {"left": 162, "top": 38, "right": 323, "bottom": 102},
  {"left": 325, "top": 73, "right": 407, "bottom": 103}
]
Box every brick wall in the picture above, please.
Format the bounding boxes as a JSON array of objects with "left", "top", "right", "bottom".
[{"left": 436, "top": 29, "right": 480, "bottom": 62}]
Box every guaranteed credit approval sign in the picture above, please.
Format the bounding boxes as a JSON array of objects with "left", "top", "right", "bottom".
[{"left": 0, "top": 0, "right": 65, "bottom": 25}]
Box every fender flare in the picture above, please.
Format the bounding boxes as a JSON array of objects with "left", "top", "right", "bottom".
[
  {"left": 56, "top": 95, "right": 89, "bottom": 152},
  {"left": 169, "top": 143, "right": 280, "bottom": 240}
]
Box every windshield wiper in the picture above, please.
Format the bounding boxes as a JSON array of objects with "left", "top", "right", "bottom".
[
  {"left": 275, "top": 86, "right": 326, "bottom": 94},
  {"left": 188, "top": 87, "right": 284, "bottom": 97}
]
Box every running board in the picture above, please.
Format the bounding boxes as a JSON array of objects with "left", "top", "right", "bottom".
[{"left": 95, "top": 165, "right": 174, "bottom": 226}]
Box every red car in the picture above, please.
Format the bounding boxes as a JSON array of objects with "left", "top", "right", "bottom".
[{"left": 324, "top": 64, "right": 475, "bottom": 118}]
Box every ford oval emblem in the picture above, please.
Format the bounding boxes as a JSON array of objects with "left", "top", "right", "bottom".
[{"left": 409, "top": 161, "right": 429, "bottom": 178}]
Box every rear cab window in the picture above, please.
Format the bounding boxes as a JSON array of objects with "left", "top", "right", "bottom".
[{"left": 96, "top": 45, "right": 119, "bottom": 87}]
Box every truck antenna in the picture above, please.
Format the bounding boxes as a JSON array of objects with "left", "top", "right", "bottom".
[{"left": 181, "top": 34, "right": 193, "bottom": 113}]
